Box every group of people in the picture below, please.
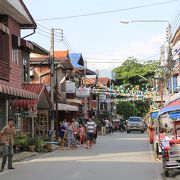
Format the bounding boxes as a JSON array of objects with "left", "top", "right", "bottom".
[
  {"left": 101, "top": 118, "right": 127, "bottom": 135},
  {"left": 58, "top": 116, "right": 97, "bottom": 150}
]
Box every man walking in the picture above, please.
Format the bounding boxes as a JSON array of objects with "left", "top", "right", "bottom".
[
  {"left": 85, "top": 116, "right": 97, "bottom": 149},
  {"left": 0, "top": 119, "right": 16, "bottom": 172}
]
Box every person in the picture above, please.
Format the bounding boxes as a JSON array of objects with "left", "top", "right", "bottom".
[
  {"left": 0, "top": 119, "right": 16, "bottom": 172},
  {"left": 66, "top": 121, "right": 76, "bottom": 150},
  {"left": 101, "top": 119, "right": 106, "bottom": 135},
  {"left": 79, "top": 124, "right": 85, "bottom": 146},
  {"left": 85, "top": 116, "right": 97, "bottom": 149},
  {"left": 58, "top": 122, "right": 66, "bottom": 150},
  {"left": 63, "top": 119, "right": 68, "bottom": 130}
]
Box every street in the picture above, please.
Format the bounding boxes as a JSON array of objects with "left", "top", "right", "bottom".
[{"left": 1, "top": 132, "right": 180, "bottom": 180}]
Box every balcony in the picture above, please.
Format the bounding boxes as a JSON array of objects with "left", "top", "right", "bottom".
[{"left": 0, "top": 60, "right": 10, "bottom": 81}]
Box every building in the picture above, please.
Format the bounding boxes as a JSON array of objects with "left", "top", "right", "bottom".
[{"left": 0, "top": 0, "right": 38, "bottom": 130}]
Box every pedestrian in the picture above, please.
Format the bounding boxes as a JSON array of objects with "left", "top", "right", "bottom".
[
  {"left": 85, "top": 116, "right": 97, "bottom": 149},
  {"left": 58, "top": 122, "right": 66, "bottom": 150},
  {"left": 66, "top": 121, "right": 76, "bottom": 150},
  {"left": 79, "top": 124, "right": 85, "bottom": 146},
  {"left": 101, "top": 119, "right": 106, "bottom": 135},
  {"left": 0, "top": 119, "right": 16, "bottom": 172}
]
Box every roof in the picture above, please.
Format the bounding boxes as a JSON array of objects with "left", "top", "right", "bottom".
[
  {"left": 18, "top": 83, "right": 51, "bottom": 109},
  {"left": 54, "top": 51, "right": 69, "bottom": 58},
  {"left": 0, "top": 0, "right": 36, "bottom": 29},
  {"left": 32, "top": 42, "right": 49, "bottom": 56},
  {"left": 22, "top": 83, "right": 45, "bottom": 95},
  {"left": 89, "top": 78, "right": 111, "bottom": 85},
  {"left": 159, "top": 105, "right": 180, "bottom": 116},
  {"left": 69, "top": 53, "right": 96, "bottom": 75},
  {"left": 69, "top": 53, "right": 84, "bottom": 68},
  {"left": 30, "top": 51, "right": 73, "bottom": 70}
]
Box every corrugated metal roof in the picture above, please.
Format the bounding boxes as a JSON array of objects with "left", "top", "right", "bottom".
[{"left": 69, "top": 53, "right": 83, "bottom": 68}]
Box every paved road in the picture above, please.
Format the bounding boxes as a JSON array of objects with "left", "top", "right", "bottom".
[{"left": 0, "top": 133, "right": 180, "bottom": 180}]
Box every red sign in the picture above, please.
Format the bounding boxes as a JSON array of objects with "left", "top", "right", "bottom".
[{"left": 28, "top": 104, "right": 37, "bottom": 116}]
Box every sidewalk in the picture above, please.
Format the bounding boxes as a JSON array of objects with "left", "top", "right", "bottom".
[
  {"left": 13, "top": 151, "right": 39, "bottom": 162},
  {"left": 13, "top": 144, "right": 60, "bottom": 162}
]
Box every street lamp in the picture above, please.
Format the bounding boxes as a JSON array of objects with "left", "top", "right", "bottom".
[{"left": 120, "top": 19, "right": 174, "bottom": 95}]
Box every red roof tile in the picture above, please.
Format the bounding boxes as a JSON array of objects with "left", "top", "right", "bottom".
[
  {"left": 54, "top": 51, "right": 69, "bottom": 58},
  {"left": 86, "top": 78, "right": 111, "bottom": 85}
]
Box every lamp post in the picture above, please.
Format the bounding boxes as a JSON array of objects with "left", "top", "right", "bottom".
[{"left": 120, "top": 19, "right": 174, "bottom": 95}]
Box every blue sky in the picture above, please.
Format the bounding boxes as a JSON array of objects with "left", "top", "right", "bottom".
[{"left": 23, "top": 0, "right": 180, "bottom": 73}]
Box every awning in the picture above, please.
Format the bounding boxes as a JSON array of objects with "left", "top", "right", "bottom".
[
  {"left": 10, "top": 99, "right": 38, "bottom": 109},
  {"left": 159, "top": 105, "right": 180, "bottom": 116},
  {"left": 66, "top": 99, "right": 82, "bottom": 105},
  {"left": 54, "top": 103, "right": 79, "bottom": 111},
  {"left": 0, "top": 84, "right": 38, "bottom": 99},
  {"left": 0, "top": 23, "right": 9, "bottom": 34}
]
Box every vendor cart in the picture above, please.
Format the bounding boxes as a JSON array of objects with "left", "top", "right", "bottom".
[{"left": 157, "top": 105, "right": 180, "bottom": 177}]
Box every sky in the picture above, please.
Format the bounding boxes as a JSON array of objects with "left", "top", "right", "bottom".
[{"left": 23, "top": 0, "right": 180, "bottom": 77}]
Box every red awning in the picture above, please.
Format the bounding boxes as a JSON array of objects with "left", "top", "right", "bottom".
[
  {"left": 10, "top": 99, "right": 38, "bottom": 109},
  {"left": 0, "top": 84, "right": 38, "bottom": 99}
]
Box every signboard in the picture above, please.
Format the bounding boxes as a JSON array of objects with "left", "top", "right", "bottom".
[
  {"left": 76, "top": 88, "right": 90, "bottom": 97},
  {"left": 28, "top": 104, "right": 37, "bottom": 117},
  {"left": 99, "top": 94, "right": 106, "bottom": 102},
  {"left": 66, "top": 81, "right": 76, "bottom": 93}
]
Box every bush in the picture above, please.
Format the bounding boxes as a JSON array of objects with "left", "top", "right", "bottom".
[
  {"left": 34, "top": 137, "right": 44, "bottom": 152},
  {"left": 14, "top": 133, "right": 28, "bottom": 150}
]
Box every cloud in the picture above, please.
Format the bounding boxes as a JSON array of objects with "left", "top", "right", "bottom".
[{"left": 87, "top": 34, "right": 165, "bottom": 72}]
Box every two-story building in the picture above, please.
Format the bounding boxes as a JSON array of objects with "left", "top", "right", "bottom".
[{"left": 0, "top": 0, "right": 38, "bottom": 130}]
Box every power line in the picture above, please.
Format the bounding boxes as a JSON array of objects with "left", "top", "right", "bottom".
[{"left": 36, "top": 0, "right": 180, "bottom": 21}]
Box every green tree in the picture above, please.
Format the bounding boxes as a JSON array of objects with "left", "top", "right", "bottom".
[
  {"left": 113, "top": 57, "right": 159, "bottom": 87},
  {"left": 116, "top": 101, "right": 138, "bottom": 120}
]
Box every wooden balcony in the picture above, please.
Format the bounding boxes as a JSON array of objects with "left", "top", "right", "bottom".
[{"left": 0, "top": 60, "right": 10, "bottom": 81}]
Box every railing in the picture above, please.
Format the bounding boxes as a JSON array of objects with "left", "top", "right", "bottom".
[{"left": 0, "top": 60, "right": 10, "bottom": 81}]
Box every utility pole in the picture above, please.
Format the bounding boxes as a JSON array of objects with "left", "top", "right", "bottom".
[
  {"left": 84, "top": 59, "right": 88, "bottom": 117},
  {"left": 166, "top": 24, "right": 174, "bottom": 95},
  {"left": 95, "top": 70, "right": 100, "bottom": 121},
  {"left": 50, "top": 28, "right": 55, "bottom": 140}
]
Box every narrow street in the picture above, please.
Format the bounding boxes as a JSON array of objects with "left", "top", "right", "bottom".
[{"left": 2, "top": 133, "right": 180, "bottom": 180}]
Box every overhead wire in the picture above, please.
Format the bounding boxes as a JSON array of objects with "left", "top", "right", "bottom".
[{"left": 36, "top": 0, "right": 180, "bottom": 21}]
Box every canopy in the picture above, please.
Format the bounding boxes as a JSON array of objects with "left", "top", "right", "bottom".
[{"left": 159, "top": 105, "right": 180, "bottom": 116}]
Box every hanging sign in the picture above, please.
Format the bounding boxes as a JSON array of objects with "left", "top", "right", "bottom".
[{"left": 76, "top": 88, "right": 90, "bottom": 97}]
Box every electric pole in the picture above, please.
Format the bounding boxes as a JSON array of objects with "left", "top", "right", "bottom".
[
  {"left": 84, "top": 59, "right": 88, "bottom": 117},
  {"left": 50, "top": 28, "right": 55, "bottom": 140},
  {"left": 166, "top": 24, "right": 174, "bottom": 95}
]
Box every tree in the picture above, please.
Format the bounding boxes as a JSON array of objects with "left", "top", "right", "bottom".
[
  {"left": 116, "top": 101, "right": 138, "bottom": 120},
  {"left": 113, "top": 57, "right": 159, "bottom": 87}
]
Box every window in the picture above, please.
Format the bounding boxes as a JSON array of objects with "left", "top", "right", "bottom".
[
  {"left": 12, "top": 34, "right": 19, "bottom": 65},
  {"left": 0, "top": 31, "right": 9, "bottom": 80},
  {"left": 23, "top": 58, "right": 29, "bottom": 82},
  {"left": 12, "top": 49, "right": 19, "bottom": 64}
]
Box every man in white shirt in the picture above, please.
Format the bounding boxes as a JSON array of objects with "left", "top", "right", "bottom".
[{"left": 85, "top": 116, "right": 97, "bottom": 149}]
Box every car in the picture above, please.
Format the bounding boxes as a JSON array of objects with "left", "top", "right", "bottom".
[{"left": 126, "top": 117, "right": 145, "bottom": 133}]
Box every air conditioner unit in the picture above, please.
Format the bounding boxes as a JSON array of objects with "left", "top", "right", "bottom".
[{"left": 30, "top": 70, "right": 34, "bottom": 76}]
